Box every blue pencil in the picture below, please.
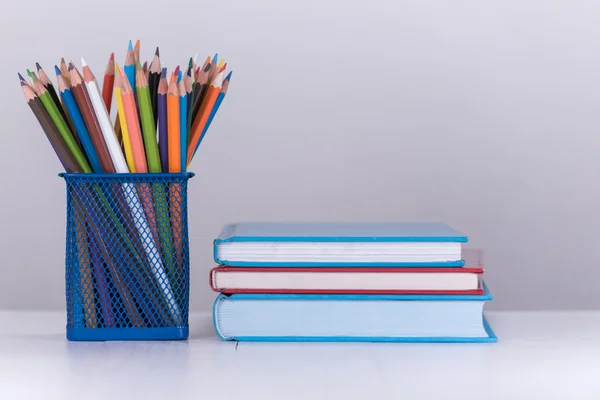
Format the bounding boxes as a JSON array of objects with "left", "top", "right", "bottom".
[
  {"left": 124, "top": 40, "right": 136, "bottom": 98},
  {"left": 178, "top": 79, "right": 188, "bottom": 172},
  {"left": 55, "top": 66, "right": 103, "bottom": 173},
  {"left": 192, "top": 71, "right": 231, "bottom": 160}
]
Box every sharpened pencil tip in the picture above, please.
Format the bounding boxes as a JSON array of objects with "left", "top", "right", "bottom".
[
  {"left": 128, "top": 40, "right": 133, "bottom": 51},
  {"left": 35, "top": 62, "right": 42, "bottom": 72},
  {"left": 17, "top": 72, "right": 25, "bottom": 81},
  {"left": 212, "top": 53, "right": 218, "bottom": 64},
  {"left": 109, "top": 52, "right": 114, "bottom": 61},
  {"left": 81, "top": 57, "right": 88, "bottom": 67},
  {"left": 54, "top": 65, "right": 61, "bottom": 76},
  {"left": 155, "top": 47, "right": 160, "bottom": 57},
  {"left": 115, "top": 63, "right": 120, "bottom": 73},
  {"left": 178, "top": 70, "right": 183, "bottom": 82},
  {"left": 161, "top": 68, "right": 167, "bottom": 78},
  {"left": 225, "top": 71, "right": 232, "bottom": 81},
  {"left": 26, "top": 69, "right": 32, "bottom": 77}
]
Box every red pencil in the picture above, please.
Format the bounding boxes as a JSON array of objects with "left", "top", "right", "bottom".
[{"left": 102, "top": 52, "right": 115, "bottom": 112}]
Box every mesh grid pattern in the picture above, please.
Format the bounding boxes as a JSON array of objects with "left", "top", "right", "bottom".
[{"left": 62, "top": 173, "right": 193, "bottom": 329}]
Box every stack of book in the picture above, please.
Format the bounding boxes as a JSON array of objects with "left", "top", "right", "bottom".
[{"left": 210, "top": 222, "right": 496, "bottom": 342}]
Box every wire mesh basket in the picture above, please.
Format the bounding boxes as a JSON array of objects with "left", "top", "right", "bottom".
[{"left": 60, "top": 172, "right": 194, "bottom": 341}]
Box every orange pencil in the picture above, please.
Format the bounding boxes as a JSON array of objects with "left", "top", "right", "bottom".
[
  {"left": 186, "top": 71, "right": 224, "bottom": 164},
  {"left": 118, "top": 69, "right": 147, "bottom": 172}
]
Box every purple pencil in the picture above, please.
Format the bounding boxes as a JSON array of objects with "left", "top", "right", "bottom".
[{"left": 157, "top": 68, "right": 169, "bottom": 172}]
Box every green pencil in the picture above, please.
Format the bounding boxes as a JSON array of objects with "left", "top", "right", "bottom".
[
  {"left": 135, "top": 69, "right": 161, "bottom": 172},
  {"left": 34, "top": 80, "right": 91, "bottom": 173},
  {"left": 136, "top": 68, "right": 177, "bottom": 290}
]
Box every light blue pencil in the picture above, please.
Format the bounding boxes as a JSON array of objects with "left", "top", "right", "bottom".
[{"left": 125, "top": 40, "right": 136, "bottom": 98}]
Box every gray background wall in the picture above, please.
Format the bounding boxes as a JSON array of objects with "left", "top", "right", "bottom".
[{"left": 1, "top": 0, "right": 598, "bottom": 312}]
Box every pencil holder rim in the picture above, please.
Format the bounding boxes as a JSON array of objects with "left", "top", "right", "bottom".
[{"left": 58, "top": 172, "right": 195, "bottom": 179}]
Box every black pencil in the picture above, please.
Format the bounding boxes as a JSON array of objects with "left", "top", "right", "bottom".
[{"left": 148, "top": 47, "right": 161, "bottom": 127}]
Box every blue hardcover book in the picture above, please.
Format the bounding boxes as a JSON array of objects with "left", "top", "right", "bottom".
[
  {"left": 214, "top": 222, "right": 468, "bottom": 267},
  {"left": 213, "top": 282, "right": 496, "bottom": 342}
]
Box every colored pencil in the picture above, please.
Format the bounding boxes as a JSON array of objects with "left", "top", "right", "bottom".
[
  {"left": 192, "top": 71, "right": 231, "bottom": 161},
  {"left": 148, "top": 47, "right": 161, "bottom": 127},
  {"left": 118, "top": 69, "right": 147, "bottom": 172},
  {"left": 72, "top": 197, "right": 97, "bottom": 328},
  {"left": 190, "top": 58, "right": 211, "bottom": 127},
  {"left": 134, "top": 39, "right": 140, "bottom": 66},
  {"left": 186, "top": 71, "right": 224, "bottom": 164},
  {"left": 82, "top": 58, "right": 127, "bottom": 172},
  {"left": 208, "top": 53, "right": 218, "bottom": 82},
  {"left": 68, "top": 64, "right": 115, "bottom": 173},
  {"left": 37, "top": 62, "right": 78, "bottom": 146},
  {"left": 34, "top": 79, "right": 91, "bottom": 173},
  {"left": 178, "top": 78, "right": 188, "bottom": 172},
  {"left": 184, "top": 63, "right": 193, "bottom": 139},
  {"left": 60, "top": 58, "right": 70, "bottom": 84},
  {"left": 135, "top": 68, "right": 161, "bottom": 172},
  {"left": 98, "top": 63, "right": 181, "bottom": 323},
  {"left": 124, "top": 41, "right": 136, "bottom": 98},
  {"left": 102, "top": 53, "right": 115, "bottom": 112},
  {"left": 119, "top": 67, "right": 164, "bottom": 259},
  {"left": 167, "top": 74, "right": 180, "bottom": 172},
  {"left": 114, "top": 64, "right": 135, "bottom": 172},
  {"left": 57, "top": 68, "right": 104, "bottom": 173},
  {"left": 21, "top": 80, "right": 82, "bottom": 173},
  {"left": 158, "top": 69, "right": 169, "bottom": 172}
]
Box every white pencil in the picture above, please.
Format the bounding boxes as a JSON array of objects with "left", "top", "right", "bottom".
[{"left": 81, "top": 58, "right": 182, "bottom": 324}]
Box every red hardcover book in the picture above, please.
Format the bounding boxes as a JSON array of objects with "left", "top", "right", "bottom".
[{"left": 210, "top": 249, "right": 485, "bottom": 295}]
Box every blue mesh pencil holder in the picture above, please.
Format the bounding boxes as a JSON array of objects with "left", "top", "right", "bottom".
[{"left": 60, "top": 172, "right": 195, "bottom": 341}]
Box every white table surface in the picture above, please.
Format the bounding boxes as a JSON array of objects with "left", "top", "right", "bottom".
[{"left": 0, "top": 310, "right": 598, "bottom": 399}]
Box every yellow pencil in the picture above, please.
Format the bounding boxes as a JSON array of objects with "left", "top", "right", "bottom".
[{"left": 114, "top": 63, "right": 135, "bottom": 172}]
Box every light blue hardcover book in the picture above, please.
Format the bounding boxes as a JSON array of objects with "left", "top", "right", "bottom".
[
  {"left": 213, "top": 282, "right": 496, "bottom": 342},
  {"left": 214, "top": 222, "right": 468, "bottom": 267}
]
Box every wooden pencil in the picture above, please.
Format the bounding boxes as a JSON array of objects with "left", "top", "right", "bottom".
[
  {"left": 114, "top": 64, "right": 135, "bottom": 172},
  {"left": 34, "top": 79, "right": 91, "bottom": 173},
  {"left": 134, "top": 39, "right": 140, "bottom": 66},
  {"left": 120, "top": 67, "right": 165, "bottom": 277},
  {"left": 158, "top": 68, "right": 169, "bottom": 172},
  {"left": 125, "top": 41, "right": 136, "bottom": 98},
  {"left": 102, "top": 52, "right": 115, "bottom": 112},
  {"left": 178, "top": 78, "right": 188, "bottom": 172},
  {"left": 190, "top": 58, "right": 211, "bottom": 127},
  {"left": 135, "top": 68, "right": 161, "bottom": 172},
  {"left": 82, "top": 58, "right": 127, "bottom": 172},
  {"left": 191, "top": 71, "right": 231, "bottom": 162},
  {"left": 21, "top": 80, "right": 82, "bottom": 173},
  {"left": 148, "top": 47, "right": 161, "bottom": 128},
  {"left": 57, "top": 68, "right": 104, "bottom": 174},
  {"left": 186, "top": 71, "right": 224, "bottom": 164},
  {"left": 37, "top": 62, "right": 79, "bottom": 147},
  {"left": 119, "top": 69, "right": 147, "bottom": 172},
  {"left": 68, "top": 63, "right": 115, "bottom": 173},
  {"left": 184, "top": 64, "right": 193, "bottom": 138},
  {"left": 208, "top": 53, "right": 219, "bottom": 82},
  {"left": 167, "top": 73, "right": 180, "bottom": 172},
  {"left": 60, "top": 58, "right": 70, "bottom": 84}
]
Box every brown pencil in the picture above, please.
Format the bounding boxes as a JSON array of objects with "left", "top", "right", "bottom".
[
  {"left": 21, "top": 80, "right": 82, "bottom": 173},
  {"left": 68, "top": 63, "right": 115, "bottom": 173},
  {"left": 190, "top": 58, "right": 211, "bottom": 128}
]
